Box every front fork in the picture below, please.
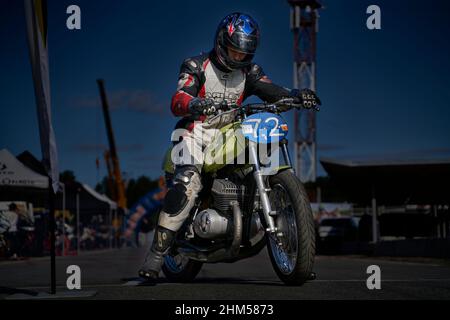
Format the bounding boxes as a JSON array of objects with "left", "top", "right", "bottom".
[{"left": 248, "top": 140, "right": 294, "bottom": 236}]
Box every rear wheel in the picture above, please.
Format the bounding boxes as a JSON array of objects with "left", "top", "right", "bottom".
[
  {"left": 162, "top": 253, "right": 203, "bottom": 283},
  {"left": 267, "top": 170, "right": 315, "bottom": 285}
]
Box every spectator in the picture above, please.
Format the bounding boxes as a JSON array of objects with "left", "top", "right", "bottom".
[{"left": 5, "top": 203, "right": 20, "bottom": 260}]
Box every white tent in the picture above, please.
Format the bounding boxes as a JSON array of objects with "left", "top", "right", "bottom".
[
  {"left": 0, "top": 149, "right": 48, "bottom": 189},
  {"left": 82, "top": 183, "right": 117, "bottom": 210},
  {"left": 81, "top": 183, "right": 118, "bottom": 250}
]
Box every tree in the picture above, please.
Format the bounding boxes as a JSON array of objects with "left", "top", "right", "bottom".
[
  {"left": 95, "top": 175, "right": 160, "bottom": 208},
  {"left": 60, "top": 170, "right": 76, "bottom": 184},
  {"left": 126, "top": 176, "right": 159, "bottom": 207}
]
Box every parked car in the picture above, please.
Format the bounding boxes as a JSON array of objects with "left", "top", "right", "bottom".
[{"left": 317, "top": 216, "right": 359, "bottom": 253}]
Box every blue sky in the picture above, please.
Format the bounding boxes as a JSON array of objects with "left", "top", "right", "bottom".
[{"left": 1, "top": 0, "right": 450, "bottom": 188}]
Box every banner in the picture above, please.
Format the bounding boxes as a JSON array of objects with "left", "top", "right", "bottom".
[{"left": 24, "top": 0, "right": 59, "bottom": 193}]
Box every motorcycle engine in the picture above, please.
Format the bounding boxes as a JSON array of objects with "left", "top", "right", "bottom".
[
  {"left": 193, "top": 208, "right": 230, "bottom": 239},
  {"left": 211, "top": 179, "right": 246, "bottom": 214},
  {"left": 192, "top": 179, "right": 263, "bottom": 242},
  {"left": 193, "top": 179, "right": 246, "bottom": 239}
]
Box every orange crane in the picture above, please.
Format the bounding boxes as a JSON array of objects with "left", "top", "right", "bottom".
[{"left": 97, "top": 79, "right": 127, "bottom": 209}]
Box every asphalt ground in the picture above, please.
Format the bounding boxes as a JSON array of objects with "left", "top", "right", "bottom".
[{"left": 1, "top": 245, "right": 450, "bottom": 300}]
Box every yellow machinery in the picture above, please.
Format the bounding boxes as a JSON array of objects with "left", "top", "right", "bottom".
[{"left": 97, "top": 79, "right": 127, "bottom": 209}]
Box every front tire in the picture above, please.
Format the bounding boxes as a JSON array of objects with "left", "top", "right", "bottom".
[{"left": 266, "top": 169, "right": 316, "bottom": 286}]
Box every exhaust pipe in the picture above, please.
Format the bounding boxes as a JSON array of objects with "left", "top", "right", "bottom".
[
  {"left": 179, "top": 201, "right": 243, "bottom": 263},
  {"left": 228, "top": 201, "right": 243, "bottom": 257}
]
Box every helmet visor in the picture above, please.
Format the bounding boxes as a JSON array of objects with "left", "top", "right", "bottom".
[{"left": 225, "top": 32, "right": 258, "bottom": 54}]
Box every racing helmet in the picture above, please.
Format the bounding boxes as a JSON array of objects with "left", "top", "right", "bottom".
[{"left": 214, "top": 12, "right": 260, "bottom": 70}]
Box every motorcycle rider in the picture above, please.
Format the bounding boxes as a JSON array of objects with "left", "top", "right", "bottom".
[{"left": 139, "top": 12, "right": 321, "bottom": 281}]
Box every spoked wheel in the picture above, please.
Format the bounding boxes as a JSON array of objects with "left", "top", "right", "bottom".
[
  {"left": 162, "top": 252, "right": 203, "bottom": 283},
  {"left": 267, "top": 170, "right": 315, "bottom": 286}
]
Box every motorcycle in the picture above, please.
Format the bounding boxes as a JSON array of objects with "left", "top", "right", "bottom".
[{"left": 161, "top": 98, "right": 317, "bottom": 286}]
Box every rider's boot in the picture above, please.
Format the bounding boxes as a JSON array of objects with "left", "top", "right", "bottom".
[{"left": 138, "top": 225, "right": 176, "bottom": 281}]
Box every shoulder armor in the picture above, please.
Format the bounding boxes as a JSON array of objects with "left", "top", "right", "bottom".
[
  {"left": 180, "top": 53, "right": 209, "bottom": 75},
  {"left": 247, "top": 63, "right": 266, "bottom": 81}
]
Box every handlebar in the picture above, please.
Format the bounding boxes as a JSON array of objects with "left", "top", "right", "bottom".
[
  {"left": 210, "top": 97, "right": 319, "bottom": 115},
  {"left": 206, "top": 97, "right": 318, "bottom": 123}
]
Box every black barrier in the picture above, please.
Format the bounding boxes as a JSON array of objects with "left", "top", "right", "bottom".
[{"left": 0, "top": 300, "right": 442, "bottom": 318}]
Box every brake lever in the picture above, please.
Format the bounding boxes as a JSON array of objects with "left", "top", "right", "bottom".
[{"left": 267, "top": 105, "right": 278, "bottom": 113}]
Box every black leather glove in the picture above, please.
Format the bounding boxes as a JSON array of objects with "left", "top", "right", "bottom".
[
  {"left": 188, "top": 98, "right": 216, "bottom": 115},
  {"left": 291, "top": 88, "right": 321, "bottom": 110}
]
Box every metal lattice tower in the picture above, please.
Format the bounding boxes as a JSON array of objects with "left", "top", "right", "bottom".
[{"left": 288, "top": 0, "right": 321, "bottom": 183}]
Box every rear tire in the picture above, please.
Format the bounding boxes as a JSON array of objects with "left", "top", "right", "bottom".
[
  {"left": 267, "top": 169, "right": 316, "bottom": 286},
  {"left": 162, "top": 253, "right": 203, "bottom": 283}
]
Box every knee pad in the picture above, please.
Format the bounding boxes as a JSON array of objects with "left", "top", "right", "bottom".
[
  {"left": 162, "top": 166, "right": 202, "bottom": 217},
  {"left": 162, "top": 183, "right": 188, "bottom": 216},
  {"left": 174, "top": 166, "right": 198, "bottom": 185},
  {"left": 175, "top": 167, "right": 202, "bottom": 196}
]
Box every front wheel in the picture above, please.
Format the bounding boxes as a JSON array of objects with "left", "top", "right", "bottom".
[{"left": 266, "top": 170, "right": 316, "bottom": 286}]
